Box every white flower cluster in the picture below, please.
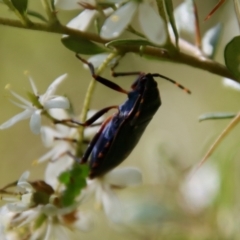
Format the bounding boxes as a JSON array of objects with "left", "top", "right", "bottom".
[
  {"left": 0, "top": 74, "right": 69, "bottom": 134},
  {"left": 56, "top": 0, "right": 167, "bottom": 46},
  {"left": 0, "top": 58, "right": 143, "bottom": 239}
]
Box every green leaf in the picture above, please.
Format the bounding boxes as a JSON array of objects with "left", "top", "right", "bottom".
[
  {"left": 61, "top": 36, "right": 107, "bottom": 55},
  {"left": 224, "top": 36, "right": 240, "bottom": 79},
  {"left": 58, "top": 171, "right": 71, "bottom": 184},
  {"left": 106, "top": 39, "right": 155, "bottom": 48},
  {"left": 27, "top": 10, "right": 47, "bottom": 22},
  {"left": 164, "top": 0, "right": 179, "bottom": 47},
  {"left": 11, "top": 0, "right": 28, "bottom": 14},
  {"left": 199, "top": 112, "right": 236, "bottom": 122},
  {"left": 59, "top": 164, "right": 89, "bottom": 207},
  {"left": 202, "top": 24, "right": 222, "bottom": 59}
]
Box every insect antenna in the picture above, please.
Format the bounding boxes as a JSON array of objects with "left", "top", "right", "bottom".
[{"left": 152, "top": 73, "right": 191, "bottom": 94}]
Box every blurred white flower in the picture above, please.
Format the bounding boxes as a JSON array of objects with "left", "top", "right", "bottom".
[
  {"left": 0, "top": 74, "right": 69, "bottom": 134},
  {"left": 0, "top": 171, "right": 93, "bottom": 239},
  {"left": 2, "top": 172, "right": 36, "bottom": 212},
  {"left": 84, "top": 167, "right": 142, "bottom": 222},
  {"left": 111, "top": 187, "right": 174, "bottom": 237},
  {"left": 223, "top": 77, "right": 240, "bottom": 91},
  {"left": 101, "top": 0, "right": 166, "bottom": 45},
  {"left": 181, "top": 163, "right": 220, "bottom": 213},
  {"left": 67, "top": 7, "right": 113, "bottom": 34},
  {"left": 202, "top": 24, "right": 221, "bottom": 57},
  {"left": 66, "top": 9, "right": 99, "bottom": 32},
  {"left": 81, "top": 53, "right": 119, "bottom": 70},
  {"left": 174, "top": 0, "right": 195, "bottom": 40},
  {"left": 38, "top": 109, "right": 104, "bottom": 189}
]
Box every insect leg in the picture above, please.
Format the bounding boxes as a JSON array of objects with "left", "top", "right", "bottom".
[
  {"left": 54, "top": 106, "right": 118, "bottom": 127},
  {"left": 54, "top": 137, "right": 77, "bottom": 143},
  {"left": 76, "top": 54, "right": 129, "bottom": 94}
]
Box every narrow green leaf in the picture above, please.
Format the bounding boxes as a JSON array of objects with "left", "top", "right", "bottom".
[
  {"left": 27, "top": 10, "right": 47, "bottom": 22},
  {"left": 164, "top": 0, "right": 179, "bottom": 47},
  {"left": 106, "top": 39, "right": 155, "bottom": 48},
  {"left": 61, "top": 36, "right": 107, "bottom": 55},
  {"left": 224, "top": 36, "right": 240, "bottom": 79},
  {"left": 11, "top": 0, "right": 28, "bottom": 14},
  {"left": 199, "top": 112, "right": 236, "bottom": 122}
]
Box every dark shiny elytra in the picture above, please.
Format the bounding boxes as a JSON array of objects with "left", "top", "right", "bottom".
[
  {"left": 71, "top": 55, "right": 190, "bottom": 179},
  {"left": 88, "top": 74, "right": 161, "bottom": 178}
]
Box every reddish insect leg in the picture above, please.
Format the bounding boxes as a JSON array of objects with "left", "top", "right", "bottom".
[{"left": 76, "top": 54, "right": 129, "bottom": 95}]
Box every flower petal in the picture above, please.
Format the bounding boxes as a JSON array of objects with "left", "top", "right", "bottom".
[
  {"left": 45, "top": 156, "right": 74, "bottom": 189},
  {"left": 100, "top": 1, "right": 138, "bottom": 39},
  {"left": 18, "top": 171, "right": 30, "bottom": 184},
  {"left": 41, "top": 126, "right": 58, "bottom": 147},
  {"left": 0, "top": 109, "right": 33, "bottom": 129},
  {"left": 43, "top": 97, "right": 70, "bottom": 110},
  {"left": 101, "top": 186, "right": 123, "bottom": 223},
  {"left": 84, "top": 54, "right": 110, "bottom": 69},
  {"left": 37, "top": 148, "right": 58, "bottom": 164},
  {"left": 104, "top": 167, "right": 142, "bottom": 187},
  {"left": 43, "top": 74, "right": 68, "bottom": 100},
  {"left": 7, "top": 202, "right": 30, "bottom": 212},
  {"left": 174, "top": 1, "right": 195, "bottom": 37},
  {"left": 223, "top": 78, "right": 240, "bottom": 90},
  {"left": 67, "top": 10, "right": 98, "bottom": 31},
  {"left": 17, "top": 182, "right": 34, "bottom": 193},
  {"left": 28, "top": 76, "right": 38, "bottom": 96},
  {"left": 181, "top": 163, "right": 220, "bottom": 213},
  {"left": 138, "top": 2, "right": 166, "bottom": 45},
  {"left": 30, "top": 110, "right": 42, "bottom": 134},
  {"left": 74, "top": 211, "right": 94, "bottom": 232}
]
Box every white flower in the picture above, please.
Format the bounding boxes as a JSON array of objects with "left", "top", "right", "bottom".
[
  {"left": 181, "top": 163, "right": 220, "bottom": 213},
  {"left": 0, "top": 171, "right": 93, "bottom": 239},
  {"left": 82, "top": 53, "right": 118, "bottom": 70},
  {"left": 67, "top": 9, "right": 99, "bottom": 32},
  {"left": 0, "top": 204, "right": 93, "bottom": 240},
  {"left": 0, "top": 74, "right": 69, "bottom": 134},
  {"left": 100, "top": 0, "right": 167, "bottom": 45},
  {"left": 223, "top": 78, "right": 240, "bottom": 91},
  {"left": 38, "top": 109, "right": 103, "bottom": 189},
  {"left": 65, "top": 6, "right": 113, "bottom": 33},
  {"left": 84, "top": 167, "right": 142, "bottom": 223},
  {"left": 174, "top": 0, "right": 195, "bottom": 40},
  {"left": 37, "top": 109, "right": 77, "bottom": 188}
]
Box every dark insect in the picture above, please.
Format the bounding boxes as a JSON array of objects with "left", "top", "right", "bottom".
[{"left": 60, "top": 55, "right": 191, "bottom": 179}]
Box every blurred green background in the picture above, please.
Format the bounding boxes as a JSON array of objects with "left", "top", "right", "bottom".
[{"left": 1, "top": 0, "right": 240, "bottom": 239}]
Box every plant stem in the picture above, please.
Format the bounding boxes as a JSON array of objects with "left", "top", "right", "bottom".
[
  {"left": 76, "top": 52, "right": 118, "bottom": 157},
  {"left": 41, "top": 0, "right": 58, "bottom": 24},
  {"left": 2, "top": 0, "right": 31, "bottom": 26},
  {"left": 0, "top": 17, "right": 236, "bottom": 81}
]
